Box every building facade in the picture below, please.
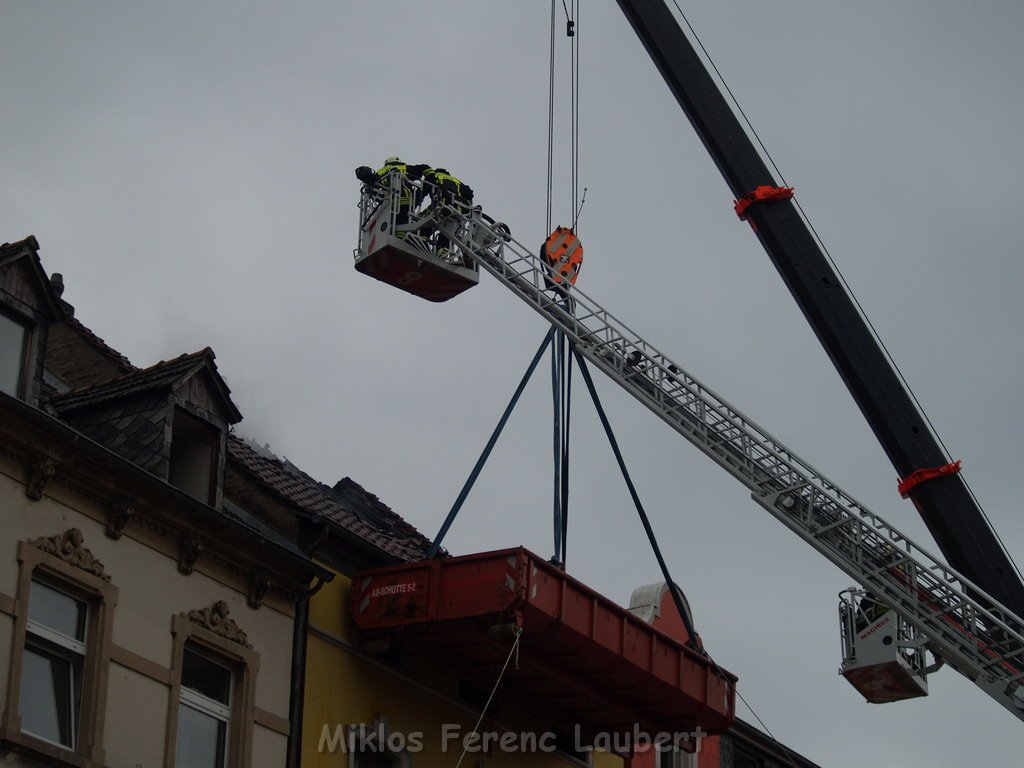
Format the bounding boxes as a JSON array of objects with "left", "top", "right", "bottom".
[{"left": 0, "top": 236, "right": 328, "bottom": 767}]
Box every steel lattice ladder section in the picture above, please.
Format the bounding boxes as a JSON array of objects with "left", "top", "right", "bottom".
[{"left": 407, "top": 188, "right": 1024, "bottom": 721}]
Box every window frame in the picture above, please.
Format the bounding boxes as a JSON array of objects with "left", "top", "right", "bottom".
[
  {"left": 21, "top": 580, "right": 89, "bottom": 750},
  {"left": 0, "top": 304, "right": 31, "bottom": 399},
  {"left": 165, "top": 612, "right": 259, "bottom": 768},
  {"left": 1, "top": 539, "right": 118, "bottom": 768},
  {"left": 168, "top": 407, "right": 221, "bottom": 506},
  {"left": 552, "top": 728, "right": 592, "bottom": 767},
  {"left": 657, "top": 745, "right": 698, "bottom": 768},
  {"left": 346, "top": 716, "right": 412, "bottom": 768},
  {"left": 176, "top": 647, "right": 232, "bottom": 768}
]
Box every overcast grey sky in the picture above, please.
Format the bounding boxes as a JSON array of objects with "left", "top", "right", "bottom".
[{"left": 3, "top": 1, "right": 1023, "bottom": 764}]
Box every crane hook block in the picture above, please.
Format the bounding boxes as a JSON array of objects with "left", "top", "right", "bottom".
[
  {"left": 734, "top": 185, "right": 795, "bottom": 221},
  {"left": 897, "top": 460, "right": 962, "bottom": 499},
  {"left": 543, "top": 226, "right": 583, "bottom": 285}
]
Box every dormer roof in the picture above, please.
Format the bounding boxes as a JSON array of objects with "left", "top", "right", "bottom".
[
  {"left": 0, "top": 235, "right": 64, "bottom": 321},
  {"left": 52, "top": 346, "right": 242, "bottom": 424}
]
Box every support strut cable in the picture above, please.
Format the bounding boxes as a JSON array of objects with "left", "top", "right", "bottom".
[
  {"left": 426, "top": 329, "right": 555, "bottom": 559},
  {"left": 551, "top": 330, "right": 564, "bottom": 560},
  {"left": 573, "top": 349, "right": 702, "bottom": 649},
  {"left": 559, "top": 327, "right": 573, "bottom": 563},
  {"left": 574, "top": 347, "right": 804, "bottom": 766}
]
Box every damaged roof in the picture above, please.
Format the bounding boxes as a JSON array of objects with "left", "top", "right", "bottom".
[
  {"left": 25, "top": 250, "right": 430, "bottom": 565},
  {"left": 228, "top": 435, "right": 432, "bottom": 563}
]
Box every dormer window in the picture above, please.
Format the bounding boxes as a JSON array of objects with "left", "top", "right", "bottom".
[
  {"left": 0, "top": 307, "right": 29, "bottom": 397},
  {"left": 169, "top": 408, "right": 220, "bottom": 505},
  {"left": 50, "top": 347, "right": 239, "bottom": 500}
]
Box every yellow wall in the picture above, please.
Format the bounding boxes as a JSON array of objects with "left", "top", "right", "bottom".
[{"left": 303, "top": 568, "right": 622, "bottom": 768}]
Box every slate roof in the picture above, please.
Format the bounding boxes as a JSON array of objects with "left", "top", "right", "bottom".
[
  {"left": 55, "top": 390, "right": 172, "bottom": 476},
  {"left": 228, "top": 435, "right": 432, "bottom": 562},
  {"left": 51, "top": 347, "right": 241, "bottom": 423}
]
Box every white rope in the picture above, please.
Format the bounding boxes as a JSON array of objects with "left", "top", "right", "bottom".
[{"left": 454, "top": 627, "right": 522, "bottom": 767}]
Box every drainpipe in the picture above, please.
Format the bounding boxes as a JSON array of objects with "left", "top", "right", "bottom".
[{"left": 286, "top": 523, "right": 331, "bottom": 768}]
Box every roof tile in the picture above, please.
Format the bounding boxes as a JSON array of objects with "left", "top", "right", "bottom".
[{"left": 227, "top": 436, "right": 431, "bottom": 562}]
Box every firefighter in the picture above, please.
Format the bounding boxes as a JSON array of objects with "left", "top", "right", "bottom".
[
  {"left": 422, "top": 167, "right": 474, "bottom": 260},
  {"left": 425, "top": 167, "right": 474, "bottom": 206},
  {"left": 354, "top": 156, "right": 430, "bottom": 232},
  {"left": 855, "top": 590, "right": 890, "bottom": 631},
  {"left": 375, "top": 155, "right": 406, "bottom": 182}
]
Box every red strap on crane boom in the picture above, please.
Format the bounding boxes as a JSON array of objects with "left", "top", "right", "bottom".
[
  {"left": 898, "top": 460, "right": 962, "bottom": 499},
  {"left": 734, "top": 185, "right": 795, "bottom": 220}
]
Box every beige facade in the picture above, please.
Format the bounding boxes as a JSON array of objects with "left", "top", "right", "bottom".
[
  {"left": 0, "top": 445, "right": 299, "bottom": 767},
  {"left": 0, "top": 236, "right": 326, "bottom": 767}
]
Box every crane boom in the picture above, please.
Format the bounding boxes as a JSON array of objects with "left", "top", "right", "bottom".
[{"left": 613, "top": 0, "right": 1024, "bottom": 619}]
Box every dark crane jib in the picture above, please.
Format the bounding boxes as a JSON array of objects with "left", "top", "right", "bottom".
[{"left": 614, "top": 0, "right": 1024, "bottom": 617}]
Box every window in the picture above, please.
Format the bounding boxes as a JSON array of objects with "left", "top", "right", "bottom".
[
  {"left": 354, "top": 754, "right": 398, "bottom": 768},
  {"left": 20, "top": 580, "right": 88, "bottom": 749},
  {"left": 3, "top": 534, "right": 118, "bottom": 767},
  {"left": 167, "top": 609, "right": 258, "bottom": 768},
  {"left": 0, "top": 308, "right": 29, "bottom": 397},
  {"left": 169, "top": 408, "right": 220, "bottom": 504},
  {"left": 175, "top": 649, "right": 232, "bottom": 768},
  {"left": 553, "top": 730, "right": 591, "bottom": 766},
  {"left": 346, "top": 717, "right": 410, "bottom": 768},
  {"left": 658, "top": 746, "right": 697, "bottom": 768},
  {"left": 732, "top": 743, "right": 766, "bottom": 768}
]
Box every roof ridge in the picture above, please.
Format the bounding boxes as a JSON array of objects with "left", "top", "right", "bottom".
[
  {"left": 53, "top": 347, "right": 212, "bottom": 400},
  {"left": 0, "top": 235, "right": 40, "bottom": 257}
]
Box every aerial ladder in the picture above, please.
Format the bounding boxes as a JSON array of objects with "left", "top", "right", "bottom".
[
  {"left": 352, "top": 0, "right": 1024, "bottom": 723},
  {"left": 354, "top": 173, "right": 1024, "bottom": 721}
]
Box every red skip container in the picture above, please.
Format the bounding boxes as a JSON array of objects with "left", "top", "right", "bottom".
[{"left": 351, "top": 547, "right": 736, "bottom": 740}]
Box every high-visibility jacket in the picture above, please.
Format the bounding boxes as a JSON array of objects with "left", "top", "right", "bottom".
[
  {"left": 426, "top": 169, "right": 473, "bottom": 203},
  {"left": 376, "top": 161, "right": 411, "bottom": 206},
  {"left": 375, "top": 160, "right": 407, "bottom": 180}
]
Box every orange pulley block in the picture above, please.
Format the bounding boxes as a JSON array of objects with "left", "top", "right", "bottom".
[{"left": 543, "top": 226, "right": 584, "bottom": 285}]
